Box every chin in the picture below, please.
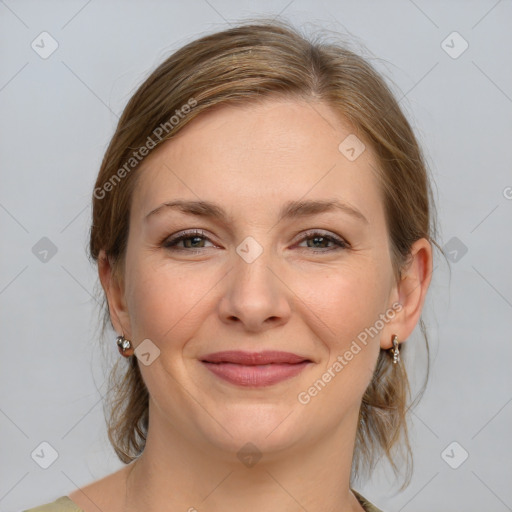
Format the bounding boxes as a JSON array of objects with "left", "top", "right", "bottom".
[{"left": 195, "top": 403, "right": 307, "bottom": 459}]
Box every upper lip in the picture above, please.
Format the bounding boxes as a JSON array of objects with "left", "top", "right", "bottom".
[{"left": 201, "top": 350, "right": 311, "bottom": 365}]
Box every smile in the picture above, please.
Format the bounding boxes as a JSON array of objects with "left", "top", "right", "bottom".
[{"left": 199, "top": 350, "right": 313, "bottom": 387}]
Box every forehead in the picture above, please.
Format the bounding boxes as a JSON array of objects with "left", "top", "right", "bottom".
[{"left": 131, "top": 98, "right": 384, "bottom": 226}]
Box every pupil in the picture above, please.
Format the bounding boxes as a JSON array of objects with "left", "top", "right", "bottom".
[{"left": 187, "top": 236, "right": 202, "bottom": 248}]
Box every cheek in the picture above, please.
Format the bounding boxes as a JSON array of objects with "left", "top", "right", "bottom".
[
  {"left": 306, "top": 263, "right": 389, "bottom": 336},
  {"left": 125, "top": 259, "right": 212, "bottom": 346},
  {"left": 289, "top": 261, "right": 392, "bottom": 419},
  {"left": 296, "top": 261, "right": 390, "bottom": 379}
]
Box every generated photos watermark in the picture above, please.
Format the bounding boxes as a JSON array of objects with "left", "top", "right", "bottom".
[
  {"left": 297, "top": 301, "right": 403, "bottom": 405},
  {"left": 94, "top": 97, "right": 198, "bottom": 200}
]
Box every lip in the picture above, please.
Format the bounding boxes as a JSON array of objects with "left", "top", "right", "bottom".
[
  {"left": 200, "top": 350, "right": 312, "bottom": 387},
  {"left": 201, "top": 350, "right": 310, "bottom": 365}
]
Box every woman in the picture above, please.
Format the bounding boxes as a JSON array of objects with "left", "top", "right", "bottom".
[{"left": 24, "top": 18, "right": 436, "bottom": 512}]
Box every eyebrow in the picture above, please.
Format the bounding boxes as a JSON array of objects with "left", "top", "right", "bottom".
[{"left": 145, "top": 198, "right": 369, "bottom": 225}]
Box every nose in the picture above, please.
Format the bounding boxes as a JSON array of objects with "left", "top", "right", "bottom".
[{"left": 218, "top": 246, "right": 292, "bottom": 332}]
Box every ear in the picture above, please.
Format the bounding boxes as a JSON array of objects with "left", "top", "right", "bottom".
[
  {"left": 98, "top": 249, "right": 132, "bottom": 338},
  {"left": 381, "top": 238, "right": 433, "bottom": 349}
]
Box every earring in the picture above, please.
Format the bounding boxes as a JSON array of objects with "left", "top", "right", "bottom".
[
  {"left": 390, "top": 334, "right": 401, "bottom": 364},
  {"left": 116, "top": 334, "right": 134, "bottom": 357}
]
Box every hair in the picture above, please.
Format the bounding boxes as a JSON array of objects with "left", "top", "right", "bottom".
[{"left": 88, "top": 18, "right": 440, "bottom": 491}]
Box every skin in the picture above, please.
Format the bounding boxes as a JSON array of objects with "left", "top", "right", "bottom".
[{"left": 69, "top": 97, "right": 432, "bottom": 512}]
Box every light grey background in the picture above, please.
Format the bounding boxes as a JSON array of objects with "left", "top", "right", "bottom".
[{"left": 1, "top": 1, "right": 511, "bottom": 511}]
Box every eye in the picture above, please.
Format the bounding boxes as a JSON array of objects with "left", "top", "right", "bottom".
[
  {"left": 161, "top": 229, "right": 216, "bottom": 253},
  {"left": 161, "top": 229, "right": 349, "bottom": 254},
  {"left": 295, "top": 230, "right": 349, "bottom": 252}
]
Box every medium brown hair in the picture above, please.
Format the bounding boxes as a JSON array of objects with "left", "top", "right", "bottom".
[{"left": 89, "top": 18, "right": 439, "bottom": 490}]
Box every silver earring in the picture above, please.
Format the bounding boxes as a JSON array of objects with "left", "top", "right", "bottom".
[
  {"left": 391, "top": 335, "right": 401, "bottom": 364},
  {"left": 116, "top": 334, "right": 134, "bottom": 357}
]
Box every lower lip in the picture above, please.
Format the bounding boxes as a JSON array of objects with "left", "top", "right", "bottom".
[{"left": 201, "top": 361, "right": 311, "bottom": 387}]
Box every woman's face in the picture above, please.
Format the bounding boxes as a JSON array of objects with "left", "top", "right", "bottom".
[{"left": 109, "top": 98, "right": 410, "bottom": 457}]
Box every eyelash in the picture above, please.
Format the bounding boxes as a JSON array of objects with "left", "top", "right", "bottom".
[{"left": 161, "top": 229, "right": 349, "bottom": 254}]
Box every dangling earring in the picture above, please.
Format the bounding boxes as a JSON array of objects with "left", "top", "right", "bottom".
[
  {"left": 390, "top": 334, "right": 401, "bottom": 364},
  {"left": 116, "top": 334, "right": 134, "bottom": 357}
]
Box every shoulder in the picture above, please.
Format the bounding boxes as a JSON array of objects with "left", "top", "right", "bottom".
[
  {"left": 25, "top": 463, "right": 133, "bottom": 512},
  {"left": 22, "top": 496, "right": 83, "bottom": 512},
  {"left": 352, "top": 489, "right": 385, "bottom": 512}
]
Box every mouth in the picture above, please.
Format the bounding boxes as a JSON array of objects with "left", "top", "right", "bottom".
[{"left": 200, "top": 350, "right": 313, "bottom": 387}]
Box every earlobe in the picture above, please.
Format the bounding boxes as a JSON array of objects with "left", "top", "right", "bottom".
[{"left": 381, "top": 238, "right": 433, "bottom": 349}]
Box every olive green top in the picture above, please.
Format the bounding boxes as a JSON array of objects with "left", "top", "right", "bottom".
[
  {"left": 23, "top": 496, "right": 82, "bottom": 512},
  {"left": 23, "top": 489, "right": 384, "bottom": 511}
]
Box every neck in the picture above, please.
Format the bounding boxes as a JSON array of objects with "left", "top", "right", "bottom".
[{"left": 123, "top": 400, "right": 365, "bottom": 512}]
